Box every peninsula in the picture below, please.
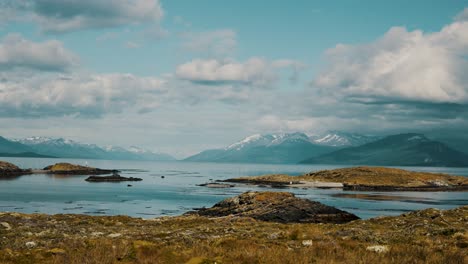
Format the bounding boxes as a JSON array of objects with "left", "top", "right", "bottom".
[{"left": 224, "top": 166, "right": 468, "bottom": 191}]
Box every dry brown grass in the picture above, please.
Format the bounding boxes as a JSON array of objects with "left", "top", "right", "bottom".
[
  {"left": 0, "top": 205, "right": 466, "bottom": 264},
  {"left": 44, "top": 163, "right": 94, "bottom": 171},
  {"left": 230, "top": 166, "right": 468, "bottom": 188}
]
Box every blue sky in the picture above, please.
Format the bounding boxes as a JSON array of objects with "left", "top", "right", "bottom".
[{"left": 1, "top": 0, "right": 468, "bottom": 157}]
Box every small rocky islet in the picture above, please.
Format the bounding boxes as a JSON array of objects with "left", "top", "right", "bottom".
[
  {"left": 41, "top": 162, "right": 118, "bottom": 175},
  {"left": 0, "top": 161, "right": 32, "bottom": 179}
]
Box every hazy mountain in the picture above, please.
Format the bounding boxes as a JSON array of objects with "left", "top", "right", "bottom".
[
  {"left": 13, "top": 137, "right": 175, "bottom": 161},
  {"left": 300, "top": 133, "right": 468, "bottom": 167},
  {"left": 310, "top": 131, "right": 381, "bottom": 147},
  {"left": 0, "top": 136, "right": 34, "bottom": 154},
  {"left": 185, "top": 132, "right": 336, "bottom": 164}
]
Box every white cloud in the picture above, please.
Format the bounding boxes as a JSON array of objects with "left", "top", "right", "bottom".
[
  {"left": 455, "top": 8, "right": 468, "bottom": 21},
  {"left": 175, "top": 58, "right": 303, "bottom": 87},
  {"left": 0, "top": 73, "right": 167, "bottom": 117},
  {"left": 0, "top": 33, "right": 78, "bottom": 71},
  {"left": 313, "top": 16, "right": 468, "bottom": 104},
  {"left": 180, "top": 29, "right": 237, "bottom": 56},
  {"left": 17, "top": 0, "right": 164, "bottom": 33}
]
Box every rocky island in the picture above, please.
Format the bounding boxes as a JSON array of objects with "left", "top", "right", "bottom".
[
  {"left": 224, "top": 166, "right": 468, "bottom": 191},
  {"left": 40, "top": 163, "right": 118, "bottom": 175},
  {"left": 0, "top": 191, "right": 466, "bottom": 263},
  {"left": 0, "top": 161, "right": 32, "bottom": 179}
]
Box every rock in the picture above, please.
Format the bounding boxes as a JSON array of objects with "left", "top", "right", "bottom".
[
  {"left": 0, "top": 222, "right": 11, "bottom": 230},
  {"left": 85, "top": 173, "right": 142, "bottom": 182},
  {"left": 91, "top": 232, "right": 104, "bottom": 237},
  {"left": 47, "top": 248, "right": 66, "bottom": 255},
  {"left": 108, "top": 233, "right": 122, "bottom": 238},
  {"left": 366, "top": 245, "right": 389, "bottom": 253},
  {"left": 302, "top": 240, "right": 313, "bottom": 246},
  {"left": 25, "top": 241, "right": 37, "bottom": 248},
  {"left": 196, "top": 183, "right": 235, "bottom": 188},
  {"left": 188, "top": 191, "right": 359, "bottom": 224}
]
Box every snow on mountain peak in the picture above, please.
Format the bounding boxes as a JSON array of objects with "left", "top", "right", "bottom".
[{"left": 225, "top": 132, "right": 311, "bottom": 151}]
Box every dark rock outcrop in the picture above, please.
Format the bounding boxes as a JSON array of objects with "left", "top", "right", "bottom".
[
  {"left": 189, "top": 191, "right": 359, "bottom": 224},
  {"left": 85, "top": 174, "right": 142, "bottom": 182},
  {"left": 43, "top": 163, "right": 118, "bottom": 175},
  {"left": 0, "top": 161, "right": 32, "bottom": 178}
]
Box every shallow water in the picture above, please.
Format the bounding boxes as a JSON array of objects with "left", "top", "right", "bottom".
[{"left": 0, "top": 157, "right": 467, "bottom": 219}]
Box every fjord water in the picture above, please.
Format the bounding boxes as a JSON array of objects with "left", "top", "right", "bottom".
[{"left": 0, "top": 157, "right": 467, "bottom": 219}]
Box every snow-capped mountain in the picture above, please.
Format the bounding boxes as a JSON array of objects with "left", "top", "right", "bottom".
[
  {"left": 225, "top": 132, "right": 311, "bottom": 151},
  {"left": 185, "top": 132, "right": 335, "bottom": 164},
  {"left": 310, "top": 131, "right": 381, "bottom": 147},
  {"left": 12, "top": 137, "right": 175, "bottom": 161}
]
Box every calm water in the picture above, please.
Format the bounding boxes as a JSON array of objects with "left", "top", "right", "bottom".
[{"left": 0, "top": 157, "right": 467, "bottom": 219}]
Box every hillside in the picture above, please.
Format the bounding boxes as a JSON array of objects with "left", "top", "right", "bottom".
[
  {"left": 11, "top": 137, "right": 175, "bottom": 161},
  {"left": 300, "top": 133, "right": 468, "bottom": 167}
]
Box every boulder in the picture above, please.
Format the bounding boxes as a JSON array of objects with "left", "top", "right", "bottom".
[{"left": 189, "top": 191, "right": 359, "bottom": 224}]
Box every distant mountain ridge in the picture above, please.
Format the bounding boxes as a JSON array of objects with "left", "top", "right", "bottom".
[
  {"left": 185, "top": 132, "right": 337, "bottom": 164},
  {"left": 300, "top": 133, "right": 468, "bottom": 167},
  {"left": 4, "top": 136, "right": 175, "bottom": 161},
  {"left": 310, "top": 131, "right": 381, "bottom": 147}
]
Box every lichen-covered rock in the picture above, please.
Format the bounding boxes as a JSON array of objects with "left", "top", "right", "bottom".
[{"left": 189, "top": 191, "right": 359, "bottom": 224}]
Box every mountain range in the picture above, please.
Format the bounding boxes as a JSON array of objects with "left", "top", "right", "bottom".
[
  {"left": 185, "top": 132, "right": 468, "bottom": 167},
  {"left": 0, "top": 136, "right": 175, "bottom": 161},
  {"left": 184, "top": 131, "right": 379, "bottom": 164},
  {"left": 2, "top": 131, "right": 467, "bottom": 167},
  {"left": 301, "top": 133, "right": 468, "bottom": 167}
]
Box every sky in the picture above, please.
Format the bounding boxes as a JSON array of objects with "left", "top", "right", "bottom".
[{"left": 1, "top": 0, "right": 468, "bottom": 158}]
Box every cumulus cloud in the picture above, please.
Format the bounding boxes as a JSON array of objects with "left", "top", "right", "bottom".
[
  {"left": 454, "top": 8, "right": 468, "bottom": 21},
  {"left": 313, "top": 15, "right": 468, "bottom": 104},
  {"left": 0, "top": 73, "right": 167, "bottom": 117},
  {"left": 180, "top": 29, "right": 237, "bottom": 57},
  {"left": 0, "top": 33, "right": 78, "bottom": 71},
  {"left": 7, "top": 0, "right": 163, "bottom": 33},
  {"left": 175, "top": 58, "right": 304, "bottom": 87}
]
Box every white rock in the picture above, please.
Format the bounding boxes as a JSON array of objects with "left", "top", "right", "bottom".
[
  {"left": 302, "top": 240, "right": 313, "bottom": 246},
  {"left": 366, "top": 245, "right": 389, "bottom": 253},
  {"left": 108, "top": 233, "right": 122, "bottom": 238},
  {"left": 25, "top": 241, "right": 37, "bottom": 248},
  {"left": 91, "top": 232, "right": 104, "bottom": 237},
  {"left": 0, "top": 222, "right": 11, "bottom": 230}
]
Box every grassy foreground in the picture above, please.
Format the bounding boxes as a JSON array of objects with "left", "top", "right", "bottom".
[{"left": 0, "top": 206, "right": 467, "bottom": 264}]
